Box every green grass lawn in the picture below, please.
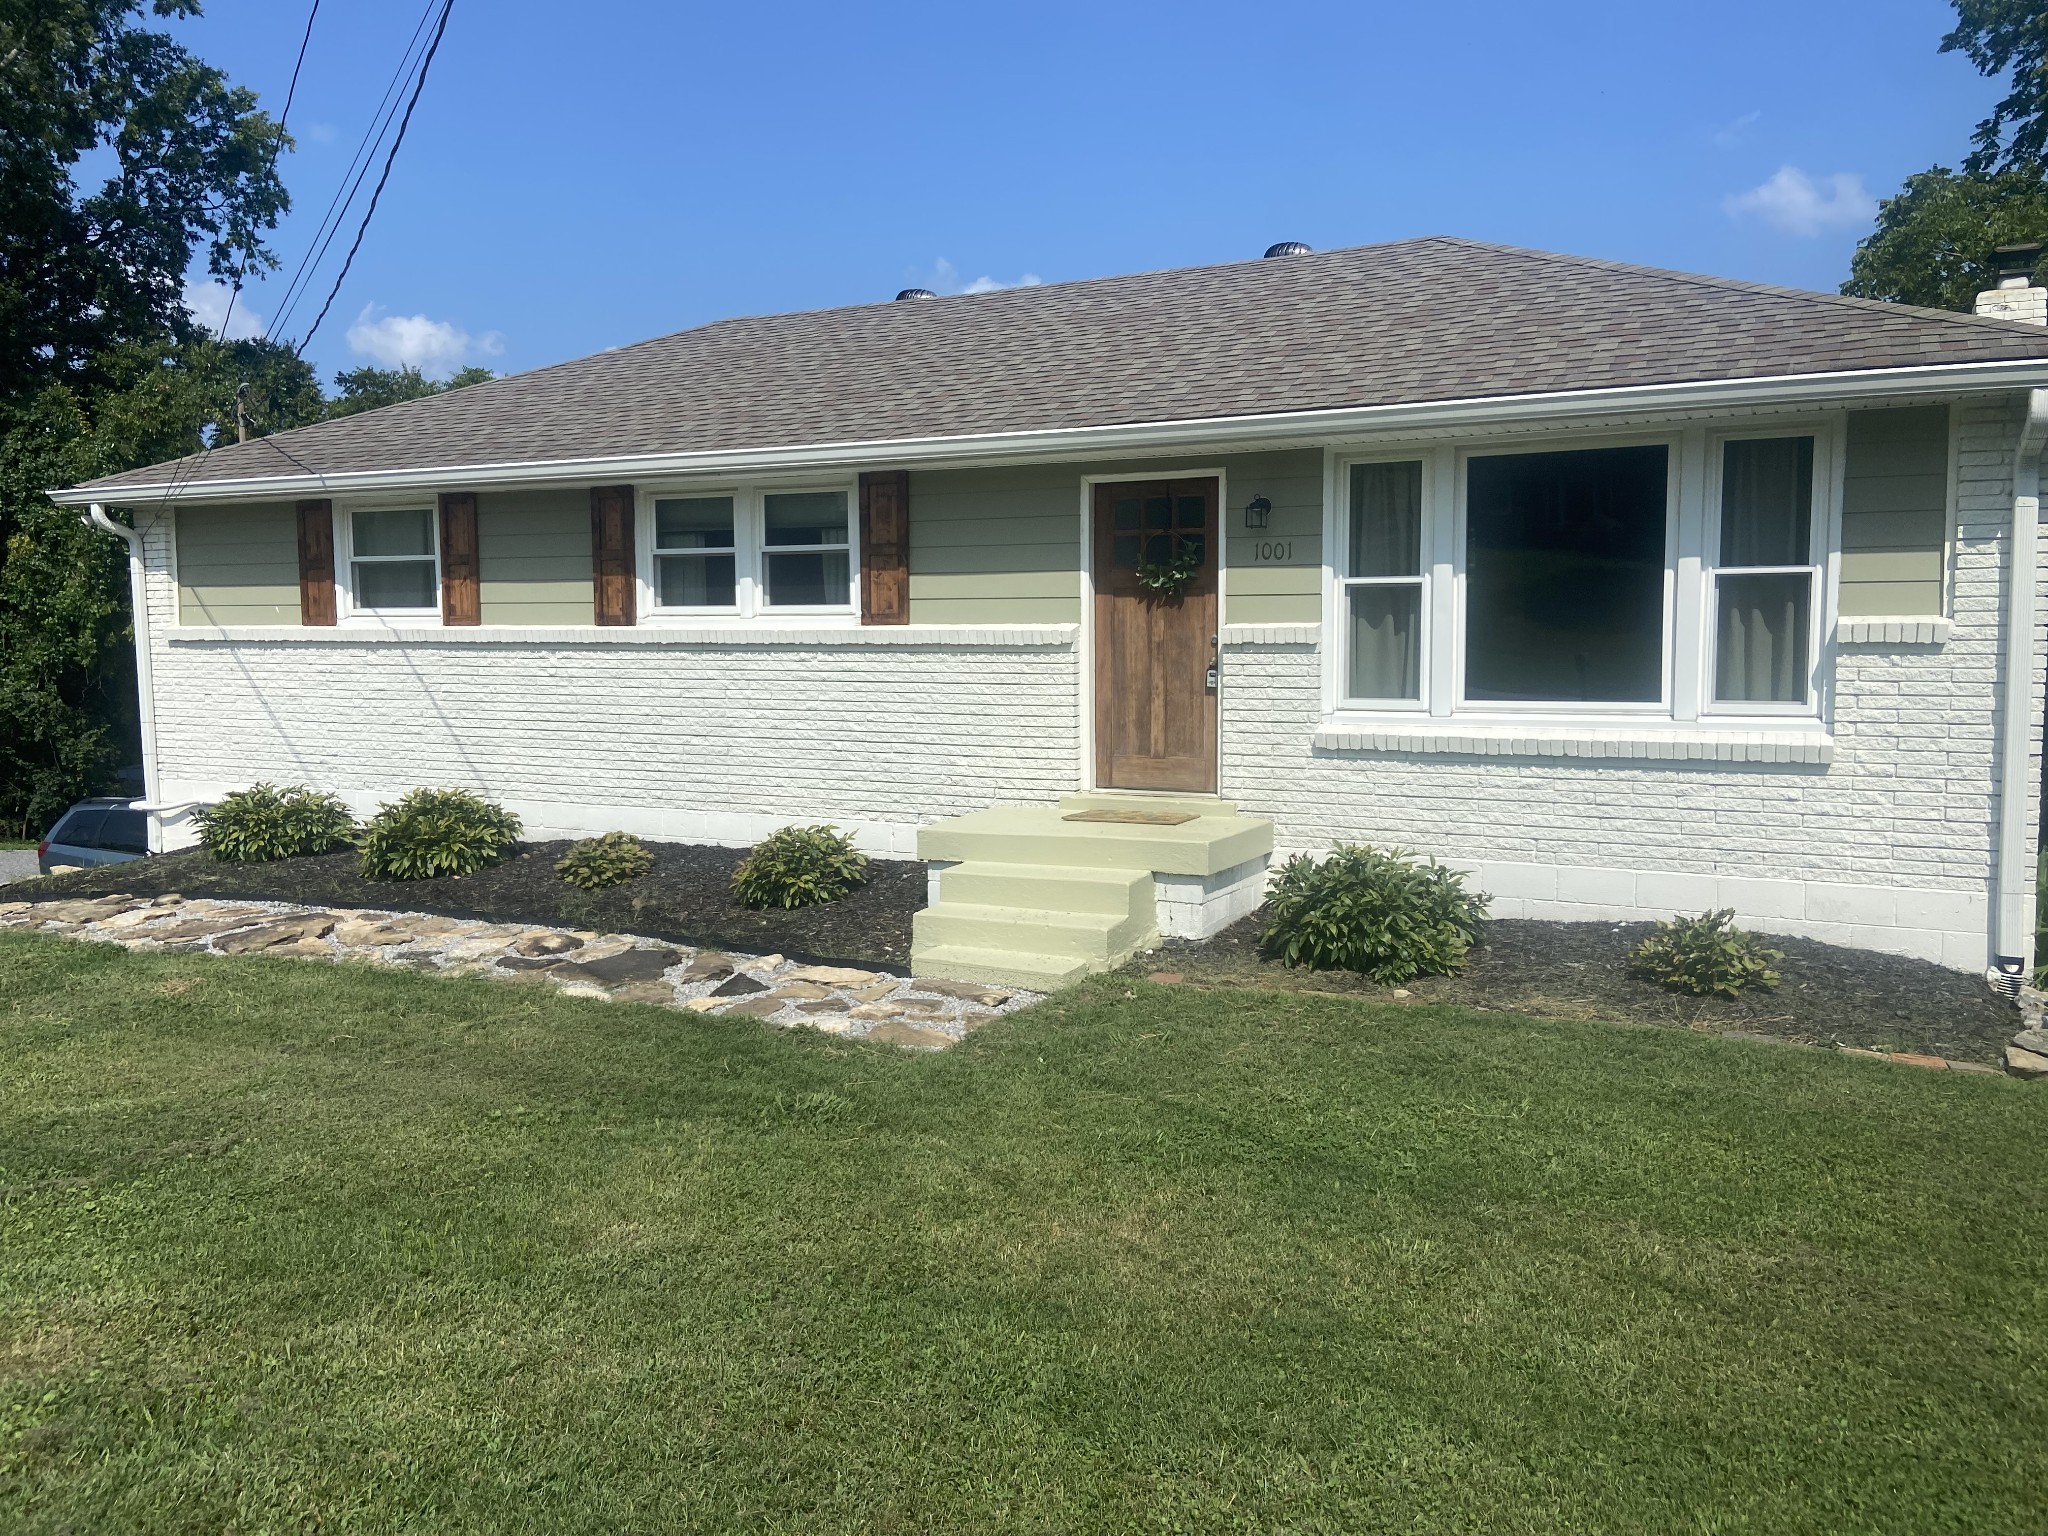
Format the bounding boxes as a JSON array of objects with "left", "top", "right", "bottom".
[{"left": 2, "top": 932, "right": 2043, "bottom": 1534}]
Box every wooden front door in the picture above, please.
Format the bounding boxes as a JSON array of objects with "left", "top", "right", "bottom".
[{"left": 1093, "top": 477, "right": 1219, "bottom": 792}]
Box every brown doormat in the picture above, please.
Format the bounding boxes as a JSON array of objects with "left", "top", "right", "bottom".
[{"left": 1061, "top": 808, "right": 1199, "bottom": 826}]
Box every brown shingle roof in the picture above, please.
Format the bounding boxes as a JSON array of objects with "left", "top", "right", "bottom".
[{"left": 71, "top": 236, "right": 2048, "bottom": 494}]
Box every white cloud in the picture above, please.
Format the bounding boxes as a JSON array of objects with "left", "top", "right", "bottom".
[
  {"left": 924, "top": 257, "right": 1043, "bottom": 295},
  {"left": 183, "top": 279, "right": 266, "bottom": 340},
  {"left": 1711, "top": 110, "right": 1760, "bottom": 148},
  {"left": 345, "top": 304, "right": 504, "bottom": 378},
  {"left": 1723, "top": 165, "right": 1876, "bottom": 238}
]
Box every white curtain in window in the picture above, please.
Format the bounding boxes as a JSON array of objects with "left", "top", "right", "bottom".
[
  {"left": 1348, "top": 585, "right": 1420, "bottom": 700},
  {"left": 1716, "top": 572, "right": 1809, "bottom": 703}
]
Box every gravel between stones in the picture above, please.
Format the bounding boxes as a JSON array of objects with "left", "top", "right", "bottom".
[{"left": 0, "top": 894, "right": 1035, "bottom": 1050}]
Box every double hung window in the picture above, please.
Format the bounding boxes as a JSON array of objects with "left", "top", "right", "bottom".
[
  {"left": 348, "top": 507, "right": 438, "bottom": 615},
  {"left": 1710, "top": 436, "right": 1818, "bottom": 707},
  {"left": 1342, "top": 461, "right": 1425, "bottom": 702},
  {"left": 644, "top": 485, "right": 855, "bottom": 617}
]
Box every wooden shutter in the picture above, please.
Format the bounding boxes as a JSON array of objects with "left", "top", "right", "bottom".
[
  {"left": 438, "top": 492, "right": 481, "bottom": 625},
  {"left": 858, "top": 470, "right": 910, "bottom": 625},
  {"left": 590, "top": 485, "right": 636, "bottom": 626},
  {"left": 296, "top": 499, "right": 336, "bottom": 626}
]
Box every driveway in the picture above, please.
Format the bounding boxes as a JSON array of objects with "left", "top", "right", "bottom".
[{"left": 0, "top": 851, "right": 41, "bottom": 885}]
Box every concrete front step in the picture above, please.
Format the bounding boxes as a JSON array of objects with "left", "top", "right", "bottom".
[
  {"left": 913, "top": 900, "right": 1157, "bottom": 962},
  {"left": 917, "top": 803, "right": 1273, "bottom": 877},
  {"left": 1056, "top": 791, "right": 1239, "bottom": 818},
  {"left": 911, "top": 943, "right": 1099, "bottom": 993},
  {"left": 937, "top": 861, "right": 1153, "bottom": 918}
]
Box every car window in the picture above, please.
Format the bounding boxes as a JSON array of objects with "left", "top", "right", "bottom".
[
  {"left": 94, "top": 809, "right": 148, "bottom": 854},
  {"left": 51, "top": 806, "right": 109, "bottom": 847}
]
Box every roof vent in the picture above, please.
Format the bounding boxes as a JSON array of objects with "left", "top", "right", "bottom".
[
  {"left": 1263, "top": 241, "right": 1312, "bottom": 259},
  {"left": 894, "top": 287, "right": 938, "bottom": 301}
]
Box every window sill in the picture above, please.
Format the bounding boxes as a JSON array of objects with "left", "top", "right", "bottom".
[
  {"left": 1834, "top": 615, "right": 1950, "bottom": 646},
  {"left": 163, "top": 623, "right": 1080, "bottom": 649},
  {"left": 1313, "top": 718, "right": 1835, "bottom": 764},
  {"left": 1220, "top": 624, "right": 1321, "bottom": 646}
]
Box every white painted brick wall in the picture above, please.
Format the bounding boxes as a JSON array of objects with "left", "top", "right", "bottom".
[
  {"left": 1219, "top": 395, "right": 2046, "bottom": 971},
  {"left": 138, "top": 515, "right": 1079, "bottom": 857}
]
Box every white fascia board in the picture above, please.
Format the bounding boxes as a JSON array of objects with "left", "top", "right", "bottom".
[{"left": 49, "top": 356, "right": 2048, "bottom": 506}]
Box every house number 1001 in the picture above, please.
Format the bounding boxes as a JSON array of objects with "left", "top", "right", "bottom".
[{"left": 1250, "top": 540, "right": 1293, "bottom": 562}]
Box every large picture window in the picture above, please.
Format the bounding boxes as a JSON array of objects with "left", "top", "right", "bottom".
[
  {"left": 1712, "top": 436, "right": 1817, "bottom": 706},
  {"left": 1464, "top": 445, "right": 1669, "bottom": 704},
  {"left": 348, "top": 507, "right": 437, "bottom": 614},
  {"left": 1342, "top": 460, "right": 1424, "bottom": 702}
]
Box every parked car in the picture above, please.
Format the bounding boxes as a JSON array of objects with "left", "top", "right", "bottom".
[{"left": 38, "top": 797, "right": 150, "bottom": 874}]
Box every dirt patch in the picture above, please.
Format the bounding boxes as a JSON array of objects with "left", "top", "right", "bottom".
[
  {"left": 19, "top": 841, "right": 923, "bottom": 972},
  {"left": 1137, "top": 910, "right": 2021, "bottom": 1066}
]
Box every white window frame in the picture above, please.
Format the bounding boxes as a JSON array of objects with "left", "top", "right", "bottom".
[
  {"left": 336, "top": 499, "right": 441, "bottom": 624},
  {"left": 1334, "top": 453, "right": 1432, "bottom": 711},
  {"left": 635, "top": 478, "right": 860, "bottom": 624},
  {"left": 1323, "top": 419, "right": 1840, "bottom": 731},
  {"left": 1701, "top": 426, "right": 1832, "bottom": 718}
]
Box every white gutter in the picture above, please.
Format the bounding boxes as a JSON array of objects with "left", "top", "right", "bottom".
[
  {"left": 82, "top": 505, "right": 161, "bottom": 852},
  {"left": 47, "top": 356, "right": 2048, "bottom": 507},
  {"left": 1994, "top": 388, "right": 2048, "bottom": 985}
]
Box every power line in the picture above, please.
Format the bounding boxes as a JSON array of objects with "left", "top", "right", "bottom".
[
  {"left": 268, "top": 0, "right": 443, "bottom": 339},
  {"left": 216, "top": 0, "right": 322, "bottom": 348},
  {"left": 297, "top": 0, "right": 457, "bottom": 352}
]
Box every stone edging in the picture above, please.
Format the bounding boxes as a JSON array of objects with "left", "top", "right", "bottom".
[{"left": 0, "top": 894, "right": 1041, "bottom": 1051}]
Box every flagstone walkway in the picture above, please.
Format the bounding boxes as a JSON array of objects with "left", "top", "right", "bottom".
[{"left": 0, "top": 892, "right": 1034, "bottom": 1049}]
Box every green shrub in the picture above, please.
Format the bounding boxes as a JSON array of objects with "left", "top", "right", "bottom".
[
  {"left": 1628, "top": 909, "right": 1783, "bottom": 998},
  {"left": 1259, "top": 845, "right": 1489, "bottom": 983},
  {"left": 358, "top": 788, "right": 521, "bottom": 881},
  {"left": 731, "top": 824, "right": 869, "bottom": 909},
  {"left": 556, "top": 830, "right": 655, "bottom": 891},
  {"left": 195, "top": 783, "right": 355, "bottom": 862}
]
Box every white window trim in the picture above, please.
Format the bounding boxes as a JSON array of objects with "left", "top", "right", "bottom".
[
  {"left": 1321, "top": 419, "right": 1841, "bottom": 735},
  {"left": 1699, "top": 424, "right": 1837, "bottom": 718},
  {"left": 335, "top": 498, "right": 441, "bottom": 626},
  {"left": 635, "top": 479, "right": 860, "bottom": 625},
  {"left": 1332, "top": 452, "right": 1432, "bottom": 713}
]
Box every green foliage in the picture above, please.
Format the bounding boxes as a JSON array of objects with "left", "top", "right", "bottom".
[
  {"left": 555, "top": 831, "right": 655, "bottom": 891},
  {"left": 731, "top": 824, "right": 870, "bottom": 909},
  {"left": 194, "top": 782, "right": 354, "bottom": 863},
  {"left": 1843, "top": 166, "right": 2048, "bottom": 311},
  {"left": 1943, "top": 0, "right": 2048, "bottom": 174},
  {"left": 1259, "top": 845, "right": 1489, "bottom": 983},
  {"left": 1628, "top": 909, "right": 1784, "bottom": 998},
  {"left": 327, "top": 365, "right": 495, "bottom": 419},
  {"left": 357, "top": 788, "right": 522, "bottom": 882}
]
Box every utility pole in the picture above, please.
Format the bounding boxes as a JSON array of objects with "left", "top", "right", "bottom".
[{"left": 235, "top": 381, "right": 249, "bottom": 444}]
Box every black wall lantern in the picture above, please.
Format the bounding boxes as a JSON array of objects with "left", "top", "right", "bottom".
[{"left": 1243, "top": 495, "right": 1272, "bottom": 529}]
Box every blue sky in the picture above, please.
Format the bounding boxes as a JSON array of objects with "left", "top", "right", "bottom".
[{"left": 172, "top": 0, "right": 2006, "bottom": 385}]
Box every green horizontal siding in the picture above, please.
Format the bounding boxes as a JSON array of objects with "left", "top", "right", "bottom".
[
  {"left": 479, "top": 489, "right": 592, "bottom": 625},
  {"left": 905, "top": 449, "right": 1323, "bottom": 625},
  {"left": 1841, "top": 406, "right": 1947, "bottom": 617},
  {"left": 177, "top": 504, "right": 301, "bottom": 625}
]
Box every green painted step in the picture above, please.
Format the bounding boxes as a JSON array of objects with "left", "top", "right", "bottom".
[
  {"left": 911, "top": 943, "right": 1098, "bottom": 993},
  {"left": 937, "top": 862, "right": 1153, "bottom": 918},
  {"left": 917, "top": 804, "right": 1272, "bottom": 877},
  {"left": 913, "top": 900, "right": 1156, "bottom": 962}
]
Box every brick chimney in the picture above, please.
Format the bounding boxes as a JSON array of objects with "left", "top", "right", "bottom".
[{"left": 1976, "top": 241, "right": 2047, "bottom": 325}]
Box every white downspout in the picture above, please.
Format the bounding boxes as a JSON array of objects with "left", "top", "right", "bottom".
[
  {"left": 82, "top": 504, "right": 162, "bottom": 852},
  {"left": 1993, "top": 389, "right": 2048, "bottom": 987}
]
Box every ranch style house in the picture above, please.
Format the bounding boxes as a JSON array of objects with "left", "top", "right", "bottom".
[{"left": 53, "top": 237, "right": 2048, "bottom": 990}]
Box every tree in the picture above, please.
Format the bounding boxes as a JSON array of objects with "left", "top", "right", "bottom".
[
  {"left": 0, "top": 0, "right": 290, "bottom": 836},
  {"left": 328, "top": 364, "right": 494, "bottom": 418},
  {"left": 1843, "top": 168, "right": 2048, "bottom": 308},
  {"left": 1944, "top": 0, "right": 2048, "bottom": 174},
  {"left": 1843, "top": 3, "right": 2048, "bottom": 311}
]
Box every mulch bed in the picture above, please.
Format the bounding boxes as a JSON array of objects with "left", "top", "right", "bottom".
[
  {"left": 1138, "top": 911, "right": 2022, "bottom": 1066},
  {"left": 21, "top": 841, "right": 925, "bottom": 972}
]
